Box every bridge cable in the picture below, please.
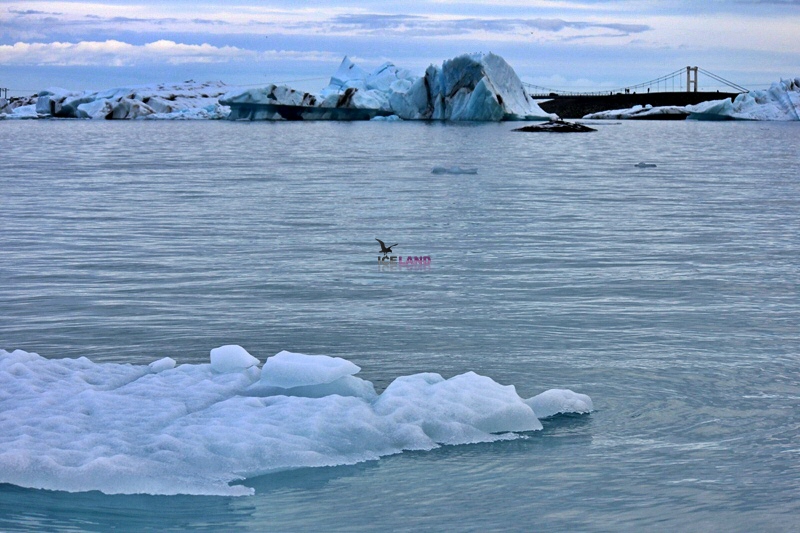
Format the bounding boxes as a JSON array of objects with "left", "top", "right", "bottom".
[{"left": 697, "top": 68, "right": 749, "bottom": 93}]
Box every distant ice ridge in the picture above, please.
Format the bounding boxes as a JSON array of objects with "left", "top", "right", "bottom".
[
  {"left": 221, "top": 52, "right": 556, "bottom": 121},
  {"left": 0, "top": 347, "right": 592, "bottom": 496},
  {"left": 688, "top": 77, "right": 800, "bottom": 120},
  {"left": 583, "top": 104, "right": 689, "bottom": 120},
  {"left": 1, "top": 81, "right": 231, "bottom": 120},
  {"left": 583, "top": 77, "right": 800, "bottom": 121}
]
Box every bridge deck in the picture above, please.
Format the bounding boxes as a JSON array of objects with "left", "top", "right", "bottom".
[{"left": 537, "top": 91, "right": 740, "bottom": 119}]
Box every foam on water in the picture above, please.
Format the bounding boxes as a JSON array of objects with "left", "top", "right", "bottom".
[{"left": 0, "top": 347, "right": 591, "bottom": 496}]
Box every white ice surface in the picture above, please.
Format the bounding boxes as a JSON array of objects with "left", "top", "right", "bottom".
[
  {"left": 0, "top": 347, "right": 592, "bottom": 496},
  {"left": 210, "top": 345, "right": 259, "bottom": 373},
  {"left": 0, "top": 104, "right": 40, "bottom": 119},
  {"left": 525, "top": 389, "right": 594, "bottom": 418},
  {"left": 257, "top": 350, "right": 360, "bottom": 388},
  {"left": 148, "top": 357, "right": 176, "bottom": 373}
]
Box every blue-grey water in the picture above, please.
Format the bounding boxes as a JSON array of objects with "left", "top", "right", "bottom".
[{"left": 1, "top": 119, "right": 799, "bottom": 531}]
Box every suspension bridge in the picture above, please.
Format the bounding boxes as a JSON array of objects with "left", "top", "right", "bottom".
[
  {"left": 524, "top": 66, "right": 749, "bottom": 98},
  {"left": 530, "top": 66, "right": 747, "bottom": 118}
]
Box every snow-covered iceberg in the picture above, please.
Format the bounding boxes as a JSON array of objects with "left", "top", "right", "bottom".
[
  {"left": 583, "top": 104, "right": 689, "bottom": 120},
  {"left": 28, "top": 80, "right": 231, "bottom": 120},
  {"left": 583, "top": 77, "right": 800, "bottom": 121},
  {"left": 687, "top": 77, "right": 800, "bottom": 120},
  {"left": 0, "top": 94, "right": 41, "bottom": 119},
  {"left": 222, "top": 53, "right": 555, "bottom": 122},
  {"left": 0, "top": 346, "right": 592, "bottom": 496}
]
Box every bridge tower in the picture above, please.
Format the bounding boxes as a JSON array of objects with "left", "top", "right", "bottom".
[{"left": 686, "top": 66, "right": 698, "bottom": 92}]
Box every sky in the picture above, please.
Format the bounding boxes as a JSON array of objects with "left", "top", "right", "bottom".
[{"left": 1, "top": 0, "right": 798, "bottom": 96}]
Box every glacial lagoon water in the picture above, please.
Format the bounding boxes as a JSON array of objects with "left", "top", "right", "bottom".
[{"left": 1, "top": 118, "right": 799, "bottom": 531}]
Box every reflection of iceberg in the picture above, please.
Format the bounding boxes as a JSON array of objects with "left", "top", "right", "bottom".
[
  {"left": 0, "top": 346, "right": 592, "bottom": 496},
  {"left": 222, "top": 53, "right": 555, "bottom": 122}
]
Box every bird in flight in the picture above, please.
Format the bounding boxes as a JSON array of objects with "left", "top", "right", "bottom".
[{"left": 376, "top": 238, "right": 397, "bottom": 256}]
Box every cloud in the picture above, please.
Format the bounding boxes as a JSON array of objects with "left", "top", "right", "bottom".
[
  {"left": 1, "top": 6, "right": 244, "bottom": 41},
  {"left": 329, "top": 14, "right": 427, "bottom": 27},
  {"left": 0, "top": 40, "right": 342, "bottom": 66},
  {"left": 8, "top": 9, "right": 62, "bottom": 15},
  {"left": 321, "top": 13, "right": 651, "bottom": 40},
  {"left": 4, "top": 5, "right": 650, "bottom": 42}
]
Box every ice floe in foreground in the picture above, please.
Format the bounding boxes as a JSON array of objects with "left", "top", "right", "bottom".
[
  {"left": 0, "top": 347, "right": 592, "bottom": 496},
  {"left": 583, "top": 77, "right": 800, "bottom": 121}
]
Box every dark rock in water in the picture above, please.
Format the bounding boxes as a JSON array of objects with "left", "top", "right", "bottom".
[
  {"left": 432, "top": 166, "right": 478, "bottom": 175},
  {"left": 513, "top": 119, "right": 596, "bottom": 132}
]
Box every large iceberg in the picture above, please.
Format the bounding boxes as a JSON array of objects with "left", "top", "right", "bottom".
[
  {"left": 583, "top": 77, "right": 800, "bottom": 121},
  {"left": 0, "top": 347, "right": 592, "bottom": 496},
  {"left": 222, "top": 53, "right": 555, "bottom": 122}
]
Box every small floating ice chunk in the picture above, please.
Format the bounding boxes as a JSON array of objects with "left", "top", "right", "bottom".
[
  {"left": 148, "top": 357, "right": 176, "bottom": 373},
  {"left": 258, "top": 350, "right": 360, "bottom": 389},
  {"left": 635, "top": 162, "right": 657, "bottom": 168},
  {"left": 371, "top": 114, "right": 402, "bottom": 121},
  {"left": 210, "top": 345, "right": 259, "bottom": 373},
  {"left": 431, "top": 166, "right": 478, "bottom": 175},
  {"left": 525, "top": 389, "right": 594, "bottom": 418}
]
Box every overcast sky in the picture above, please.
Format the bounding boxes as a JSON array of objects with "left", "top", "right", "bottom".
[{"left": 1, "top": 0, "right": 798, "bottom": 95}]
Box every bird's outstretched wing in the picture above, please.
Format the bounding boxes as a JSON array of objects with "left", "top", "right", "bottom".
[{"left": 376, "top": 238, "right": 397, "bottom": 252}]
